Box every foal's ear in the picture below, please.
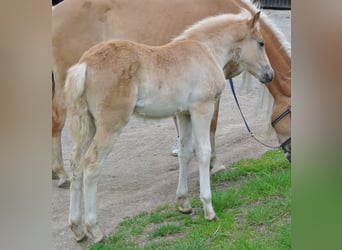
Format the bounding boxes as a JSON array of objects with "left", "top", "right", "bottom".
[{"left": 248, "top": 11, "right": 261, "bottom": 29}]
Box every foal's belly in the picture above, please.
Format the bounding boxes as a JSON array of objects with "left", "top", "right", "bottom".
[{"left": 134, "top": 97, "right": 189, "bottom": 118}]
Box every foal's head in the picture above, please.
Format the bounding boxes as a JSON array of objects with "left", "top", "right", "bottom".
[{"left": 224, "top": 11, "right": 274, "bottom": 84}]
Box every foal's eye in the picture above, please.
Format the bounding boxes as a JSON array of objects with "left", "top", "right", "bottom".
[{"left": 258, "top": 41, "right": 265, "bottom": 48}]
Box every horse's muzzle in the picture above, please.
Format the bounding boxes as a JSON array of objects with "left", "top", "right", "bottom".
[
  {"left": 260, "top": 65, "right": 274, "bottom": 83},
  {"left": 281, "top": 138, "right": 291, "bottom": 162}
]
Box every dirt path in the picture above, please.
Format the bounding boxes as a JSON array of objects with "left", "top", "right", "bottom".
[{"left": 52, "top": 10, "right": 291, "bottom": 250}]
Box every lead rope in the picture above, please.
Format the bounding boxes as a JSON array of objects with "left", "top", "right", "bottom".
[{"left": 228, "top": 78, "right": 279, "bottom": 149}]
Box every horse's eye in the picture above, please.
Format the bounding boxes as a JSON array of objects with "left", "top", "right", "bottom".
[{"left": 258, "top": 41, "right": 265, "bottom": 48}]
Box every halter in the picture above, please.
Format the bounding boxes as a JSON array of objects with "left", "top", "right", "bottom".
[
  {"left": 228, "top": 78, "right": 291, "bottom": 161},
  {"left": 271, "top": 106, "right": 291, "bottom": 127}
]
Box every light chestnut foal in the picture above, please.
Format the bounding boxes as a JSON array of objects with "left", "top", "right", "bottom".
[
  {"left": 52, "top": 0, "right": 291, "bottom": 188},
  {"left": 64, "top": 11, "right": 273, "bottom": 242}
]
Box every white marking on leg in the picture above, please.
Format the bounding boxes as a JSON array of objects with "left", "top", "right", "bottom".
[{"left": 191, "top": 103, "right": 216, "bottom": 220}]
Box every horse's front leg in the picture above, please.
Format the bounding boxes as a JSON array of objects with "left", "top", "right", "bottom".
[
  {"left": 191, "top": 102, "right": 216, "bottom": 220},
  {"left": 209, "top": 96, "right": 226, "bottom": 175},
  {"left": 176, "top": 114, "right": 193, "bottom": 214}
]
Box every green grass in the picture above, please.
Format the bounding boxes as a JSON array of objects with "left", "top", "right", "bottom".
[{"left": 90, "top": 148, "right": 291, "bottom": 250}]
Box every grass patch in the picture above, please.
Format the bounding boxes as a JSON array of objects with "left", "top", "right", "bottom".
[
  {"left": 90, "top": 149, "right": 290, "bottom": 249},
  {"left": 148, "top": 223, "right": 183, "bottom": 239}
]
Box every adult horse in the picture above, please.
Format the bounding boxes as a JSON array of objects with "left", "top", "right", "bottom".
[
  {"left": 52, "top": 0, "right": 291, "bottom": 187},
  {"left": 65, "top": 10, "right": 273, "bottom": 242}
]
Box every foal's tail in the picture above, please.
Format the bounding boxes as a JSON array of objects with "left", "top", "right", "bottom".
[{"left": 64, "top": 63, "right": 94, "bottom": 145}]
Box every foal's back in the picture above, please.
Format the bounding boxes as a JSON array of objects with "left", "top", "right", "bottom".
[{"left": 79, "top": 39, "right": 225, "bottom": 119}]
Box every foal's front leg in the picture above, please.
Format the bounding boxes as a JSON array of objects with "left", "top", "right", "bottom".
[
  {"left": 191, "top": 103, "right": 216, "bottom": 220},
  {"left": 176, "top": 114, "right": 193, "bottom": 214}
]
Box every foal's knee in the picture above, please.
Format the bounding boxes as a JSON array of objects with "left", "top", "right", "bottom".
[{"left": 196, "top": 146, "right": 211, "bottom": 164}]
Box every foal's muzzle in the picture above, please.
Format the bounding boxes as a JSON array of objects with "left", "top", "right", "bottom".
[{"left": 260, "top": 65, "right": 274, "bottom": 83}]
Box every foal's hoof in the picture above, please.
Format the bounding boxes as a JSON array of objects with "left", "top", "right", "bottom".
[
  {"left": 57, "top": 178, "right": 70, "bottom": 189},
  {"left": 205, "top": 213, "right": 217, "bottom": 221},
  {"left": 178, "top": 206, "right": 193, "bottom": 215},
  {"left": 87, "top": 224, "right": 105, "bottom": 243},
  {"left": 52, "top": 171, "right": 59, "bottom": 180},
  {"left": 70, "top": 224, "right": 87, "bottom": 242},
  {"left": 210, "top": 165, "right": 226, "bottom": 176}
]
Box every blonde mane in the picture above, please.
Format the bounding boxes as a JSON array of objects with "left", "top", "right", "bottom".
[{"left": 173, "top": 10, "right": 252, "bottom": 41}]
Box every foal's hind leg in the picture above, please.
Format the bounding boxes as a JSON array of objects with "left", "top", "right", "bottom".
[
  {"left": 191, "top": 102, "right": 216, "bottom": 220},
  {"left": 68, "top": 114, "right": 96, "bottom": 241},
  {"left": 176, "top": 114, "right": 193, "bottom": 214},
  {"left": 209, "top": 96, "right": 226, "bottom": 175},
  {"left": 82, "top": 126, "right": 123, "bottom": 242}
]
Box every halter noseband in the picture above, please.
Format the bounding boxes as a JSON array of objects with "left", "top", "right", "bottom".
[
  {"left": 271, "top": 106, "right": 291, "bottom": 162},
  {"left": 271, "top": 106, "right": 291, "bottom": 127}
]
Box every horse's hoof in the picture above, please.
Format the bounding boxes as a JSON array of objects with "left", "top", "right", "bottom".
[
  {"left": 70, "top": 224, "right": 87, "bottom": 242},
  {"left": 87, "top": 224, "right": 105, "bottom": 243},
  {"left": 210, "top": 165, "right": 226, "bottom": 175},
  {"left": 57, "top": 178, "right": 70, "bottom": 189}
]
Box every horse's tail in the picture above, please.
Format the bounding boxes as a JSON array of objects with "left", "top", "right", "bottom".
[{"left": 64, "top": 63, "right": 94, "bottom": 145}]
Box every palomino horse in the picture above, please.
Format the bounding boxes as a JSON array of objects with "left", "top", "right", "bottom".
[
  {"left": 52, "top": 0, "right": 291, "bottom": 187},
  {"left": 64, "top": 11, "right": 273, "bottom": 242}
]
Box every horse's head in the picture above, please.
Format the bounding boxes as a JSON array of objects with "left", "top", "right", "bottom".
[{"left": 224, "top": 11, "right": 273, "bottom": 83}]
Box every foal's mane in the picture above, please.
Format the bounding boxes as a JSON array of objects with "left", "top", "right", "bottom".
[{"left": 173, "top": 10, "right": 252, "bottom": 41}]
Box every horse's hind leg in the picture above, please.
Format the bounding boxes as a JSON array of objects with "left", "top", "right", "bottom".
[
  {"left": 191, "top": 102, "right": 216, "bottom": 220},
  {"left": 52, "top": 80, "right": 69, "bottom": 188},
  {"left": 209, "top": 96, "right": 226, "bottom": 175},
  {"left": 176, "top": 113, "right": 193, "bottom": 214}
]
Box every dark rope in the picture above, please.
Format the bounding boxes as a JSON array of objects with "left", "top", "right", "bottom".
[{"left": 228, "top": 78, "right": 279, "bottom": 149}]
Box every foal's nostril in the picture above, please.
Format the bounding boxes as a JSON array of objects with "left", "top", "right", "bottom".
[
  {"left": 266, "top": 70, "right": 274, "bottom": 82},
  {"left": 262, "top": 65, "right": 274, "bottom": 83}
]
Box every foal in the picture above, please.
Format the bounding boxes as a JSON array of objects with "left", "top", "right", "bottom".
[{"left": 65, "top": 11, "right": 273, "bottom": 242}]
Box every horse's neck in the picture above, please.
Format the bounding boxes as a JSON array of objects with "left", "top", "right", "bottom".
[
  {"left": 260, "top": 19, "right": 291, "bottom": 107},
  {"left": 235, "top": 0, "right": 291, "bottom": 104}
]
